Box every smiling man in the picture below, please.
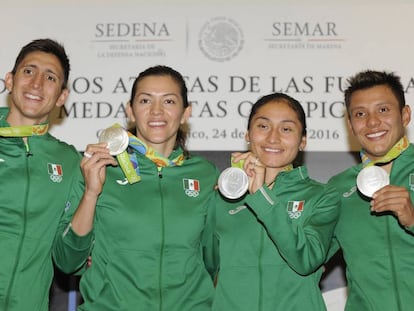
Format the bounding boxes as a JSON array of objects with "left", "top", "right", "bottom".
[
  {"left": 327, "top": 70, "right": 414, "bottom": 311},
  {"left": 0, "top": 39, "right": 81, "bottom": 311}
]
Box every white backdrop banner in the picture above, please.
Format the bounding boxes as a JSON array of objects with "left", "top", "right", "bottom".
[{"left": 0, "top": 1, "right": 413, "bottom": 151}]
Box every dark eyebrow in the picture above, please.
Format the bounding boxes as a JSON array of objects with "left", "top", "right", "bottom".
[
  {"left": 22, "top": 63, "right": 59, "bottom": 77},
  {"left": 253, "top": 116, "right": 270, "bottom": 122},
  {"left": 137, "top": 92, "right": 179, "bottom": 97},
  {"left": 21, "top": 64, "right": 37, "bottom": 71},
  {"left": 254, "top": 116, "right": 297, "bottom": 124}
]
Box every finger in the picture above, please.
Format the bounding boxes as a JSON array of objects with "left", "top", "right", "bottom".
[
  {"left": 373, "top": 185, "right": 406, "bottom": 197},
  {"left": 83, "top": 143, "right": 111, "bottom": 157},
  {"left": 371, "top": 196, "right": 407, "bottom": 213},
  {"left": 231, "top": 152, "right": 243, "bottom": 159},
  {"left": 245, "top": 156, "right": 257, "bottom": 172},
  {"left": 81, "top": 151, "right": 118, "bottom": 170},
  {"left": 231, "top": 152, "right": 250, "bottom": 164},
  {"left": 249, "top": 155, "right": 263, "bottom": 170},
  {"left": 373, "top": 187, "right": 410, "bottom": 205}
]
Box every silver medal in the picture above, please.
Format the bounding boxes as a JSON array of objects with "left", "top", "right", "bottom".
[
  {"left": 98, "top": 127, "right": 129, "bottom": 155},
  {"left": 356, "top": 166, "right": 389, "bottom": 197},
  {"left": 218, "top": 167, "right": 249, "bottom": 200}
]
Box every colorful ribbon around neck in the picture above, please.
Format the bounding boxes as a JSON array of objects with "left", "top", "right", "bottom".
[
  {"left": 0, "top": 123, "right": 48, "bottom": 137},
  {"left": 111, "top": 124, "right": 185, "bottom": 184},
  {"left": 360, "top": 135, "right": 409, "bottom": 167}
]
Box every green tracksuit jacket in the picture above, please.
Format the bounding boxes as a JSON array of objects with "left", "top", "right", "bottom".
[
  {"left": 328, "top": 144, "right": 414, "bottom": 311},
  {"left": 0, "top": 107, "right": 81, "bottom": 311},
  {"left": 53, "top": 149, "right": 219, "bottom": 311},
  {"left": 213, "top": 166, "right": 340, "bottom": 311}
]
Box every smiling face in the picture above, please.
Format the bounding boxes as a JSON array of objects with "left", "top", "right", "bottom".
[
  {"left": 347, "top": 84, "right": 411, "bottom": 162},
  {"left": 246, "top": 100, "right": 306, "bottom": 174},
  {"left": 5, "top": 51, "right": 68, "bottom": 126},
  {"left": 127, "top": 75, "right": 191, "bottom": 157}
]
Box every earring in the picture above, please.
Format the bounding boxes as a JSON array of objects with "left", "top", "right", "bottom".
[
  {"left": 299, "top": 147, "right": 303, "bottom": 151},
  {"left": 246, "top": 141, "right": 250, "bottom": 145}
]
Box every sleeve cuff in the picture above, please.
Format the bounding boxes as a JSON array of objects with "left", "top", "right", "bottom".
[
  {"left": 62, "top": 222, "right": 94, "bottom": 250},
  {"left": 245, "top": 186, "right": 276, "bottom": 216}
]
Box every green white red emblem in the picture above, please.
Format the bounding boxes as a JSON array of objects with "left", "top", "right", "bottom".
[
  {"left": 183, "top": 178, "right": 200, "bottom": 197},
  {"left": 287, "top": 200, "right": 304, "bottom": 219},
  {"left": 48, "top": 163, "right": 63, "bottom": 183}
]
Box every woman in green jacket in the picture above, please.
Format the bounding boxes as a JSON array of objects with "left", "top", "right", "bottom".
[
  {"left": 213, "top": 93, "right": 340, "bottom": 311},
  {"left": 53, "top": 65, "right": 218, "bottom": 310}
]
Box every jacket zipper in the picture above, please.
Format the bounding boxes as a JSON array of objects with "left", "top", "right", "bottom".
[
  {"left": 258, "top": 228, "right": 264, "bottom": 311},
  {"left": 4, "top": 143, "right": 31, "bottom": 310},
  {"left": 387, "top": 217, "right": 402, "bottom": 310},
  {"left": 158, "top": 166, "right": 165, "bottom": 311},
  {"left": 387, "top": 167, "right": 402, "bottom": 311}
]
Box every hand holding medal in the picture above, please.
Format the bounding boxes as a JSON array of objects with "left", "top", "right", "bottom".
[
  {"left": 97, "top": 124, "right": 141, "bottom": 184},
  {"left": 356, "top": 136, "right": 409, "bottom": 197}
]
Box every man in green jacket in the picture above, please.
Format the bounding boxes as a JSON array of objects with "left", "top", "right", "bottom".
[
  {"left": 328, "top": 70, "right": 414, "bottom": 311},
  {"left": 0, "top": 38, "right": 81, "bottom": 310}
]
